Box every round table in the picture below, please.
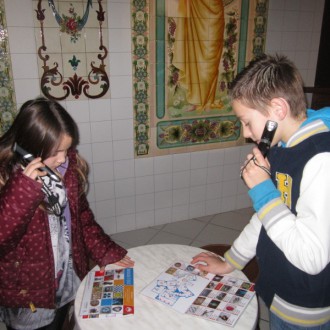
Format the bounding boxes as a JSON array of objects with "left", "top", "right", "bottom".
[{"left": 74, "top": 244, "right": 258, "bottom": 329}]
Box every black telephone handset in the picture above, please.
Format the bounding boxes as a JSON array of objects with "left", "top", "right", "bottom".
[
  {"left": 258, "top": 120, "right": 278, "bottom": 157},
  {"left": 13, "top": 143, "right": 60, "bottom": 182}
]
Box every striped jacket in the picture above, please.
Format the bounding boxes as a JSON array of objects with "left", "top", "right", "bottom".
[{"left": 225, "top": 111, "right": 330, "bottom": 327}]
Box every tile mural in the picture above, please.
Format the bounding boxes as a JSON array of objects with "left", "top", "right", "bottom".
[
  {"left": 0, "top": 0, "right": 17, "bottom": 136},
  {"left": 131, "top": 0, "right": 268, "bottom": 157},
  {"left": 33, "top": 0, "right": 110, "bottom": 101}
]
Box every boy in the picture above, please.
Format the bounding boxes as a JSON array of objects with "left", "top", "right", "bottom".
[{"left": 192, "top": 54, "right": 330, "bottom": 329}]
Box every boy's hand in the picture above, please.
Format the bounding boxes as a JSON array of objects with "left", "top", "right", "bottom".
[
  {"left": 191, "top": 252, "right": 235, "bottom": 274},
  {"left": 241, "top": 147, "right": 270, "bottom": 189}
]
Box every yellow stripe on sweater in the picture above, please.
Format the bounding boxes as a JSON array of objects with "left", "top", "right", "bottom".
[
  {"left": 290, "top": 126, "right": 327, "bottom": 147},
  {"left": 270, "top": 305, "right": 330, "bottom": 326},
  {"left": 259, "top": 199, "right": 282, "bottom": 221}
]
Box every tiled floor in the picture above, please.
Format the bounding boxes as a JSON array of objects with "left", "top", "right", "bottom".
[
  {"left": 0, "top": 207, "right": 270, "bottom": 330},
  {"left": 110, "top": 207, "right": 270, "bottom": 330}
]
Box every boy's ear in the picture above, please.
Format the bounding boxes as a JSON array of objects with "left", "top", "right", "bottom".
[{"left": 270, "top": 97, "right": 289, "bottom": 120}]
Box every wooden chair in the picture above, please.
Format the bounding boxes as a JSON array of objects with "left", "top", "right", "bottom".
[{"left": 200, "top": 243, "right": 259, "bottom": 282}]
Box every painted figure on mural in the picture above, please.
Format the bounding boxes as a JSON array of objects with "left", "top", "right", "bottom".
[{"left": 172, "top": 0, "right": 225, "bottom": 113}]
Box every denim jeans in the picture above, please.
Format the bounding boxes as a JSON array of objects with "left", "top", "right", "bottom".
[{"left": 270, "top": 312, "right": 330, "bottom": 330}]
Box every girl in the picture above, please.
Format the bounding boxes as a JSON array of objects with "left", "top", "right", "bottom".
[{"left": 0, "top": 97, "right": 134, "bottom": 330}]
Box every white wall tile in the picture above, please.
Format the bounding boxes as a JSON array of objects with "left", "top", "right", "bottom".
[
  {"left": 116, "top": 213, "right": 136, "bottom": 232},
  {"left": 189, "top": 185, "right": 206, "bottom": 203},
  {"left": 269, "top": 0, "right": 285, "bottom": 10},
  {"left": 265, "top": 31, "right": 282, "bottom": 51},
  {"left": 300, "top": 0, "right": 316, "bottom": 12},
  {"left": 95, "top": 199, "right": 115, "bottom": 219},
  {"left": 172, "top": 205, "right": 189, "bottom": 222},
  {"left": 155, "top": 173, "right": 173, "bottom": 192},
  {"left": 109, "top": 75, "right": 133, "bottom": 98},
  {"left": 207, "top": 149, "right": 225, "bottom": 167},
  {"left": 222, "top": 180, "right": 238, "bottom": 198},
  {"left": 66, "top": 100, "right": 90, "bottom": 123},
  {"left": 136, "top": 193, "right": 154, "bottom": 212},
  {"left": 108, "top": 29, "right": 132, "bottom": 53},
  {"left": 206, "top": 183, "right": 222, "bottom": 200},
  {"left": 115, "top": 178, "right": 135, "bottom": 198},
  {"left": 77, "top": 123, "right": 92, "bottom": 144},
  {"left": 89, "top": 99, "right": 112, "bottom": 122},
  {"left": 135, "top": 175, "right": 154, "bottom": 195},
  {"left": 207, "top": 166, "right": 223, "bottom": 184},
  {"left": 136, "top": 210, "right": 155, "bottom": 229},
  {"left": 267, "top": 10, "right": 284, "bottom": 32},
  {"left": 110, "top": 98, "right": 133, "bottom": 120},
  {"left": 116, "top": 196, "right": 135, "bottom": 215},
  {"left": 189, "top": 201, "right": 206, "bottom": 218},
  {"left": 283, "top": 11, "right": 300, "bottom": 31},
  {"left": 190, "top": 168, "right": 207, "bottom": 186},
  {"left": 11, "top": 54, "right": 38, "bottom": 79},
  {"left": 7, "top": 27, "right": 36, "bottom": 53},
  {"left": 97, "top": 216, "right": 117, "bottom": 235},
  {"left": 155, "top": 208, "right": 172, "bottom": 225},
  {"left": 4, "top": 0, "right": 34, "bottom": 26},
  {"left": 154, "top": 155, "right": 173, "bottom": 174},
  {"left": 205, "top": 199, "right": 221, "bottom": 216},
  {"left": 13, "top": 79, "right": 40, "bottom": 104},
  {"left": 223, "top": 163, "right": 240, "bottom": 181},
  {"left": 113, "top": 140, "right": 134, "bottom": 160},
  {"left": 108, "top": 3, "right": 131, "bottom": 28},
  {"left": 172, "top": 170, "right": 190, "bottom": 189},
  {"left": 91, "top": 121, "right": 112, "bottom": 142},
  {"left": 112, "top": 119, "right": 134, "bottom": 140},
  {"left": 93, "top": 161, "right": 114, "bottom": 182},
  {"left": 114, "top": 159, "right": 135, "bottom": 179},
  {"left": 94, "top": 181, "right": 115, "bottom": 201},
  {"left": 284, "top": 0, "right": 300, "bottom": 11},
  {"left": 224, "top": 147, "right": 241, "bottom": 164},
  {"left": 155, "top": 190, "right": 172, "bottom": 209},
  {"left": 92, "top": 142, "right": 113, "bottom": 163},
  {"left": 221, "top": 196, "right": 236, "bottom": 212},
  {"left": 109, "top": 53, "right": 132, "bottom": 76},
  {"left": 135, "top": 158, "right": 154, "bottom": 177},
  {"left": 172, "top": 153, "right": 191, "bottom": 172},
  {"left": 173, "top": 188, "right": 189, "bottom": 206},
  {"left": 190, "top": 151, "right": 208, "bottom": 169}
]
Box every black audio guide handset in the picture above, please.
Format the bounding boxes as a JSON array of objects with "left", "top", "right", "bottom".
[
  {"left": 13, "top": 143, "right": 60, "bottom": 182},
  {"left": 258, "top": 120, "right": 278, "bottom": 157},
  {"left": 240, "top": 120, "right": 278, "bottom": 181}
]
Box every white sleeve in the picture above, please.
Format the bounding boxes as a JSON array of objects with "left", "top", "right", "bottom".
[
  {"left": 225, "top": 213, "right": 261, "bottom": 269},
  {"left": 259, "top": 152, "right": 330, "bottom": 275}
]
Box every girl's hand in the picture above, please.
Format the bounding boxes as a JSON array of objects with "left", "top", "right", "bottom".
[
  {"left": 241, "top": 147, "right": 270, "bottom": 189},
  {"left": 114, "top": 255, "right": 135, "bottom": 268},
  {"left": 191, "top": 252, "right": 235, "bottom": 274},
  {"left": 22, "top": 157, "right": 47, "bottom": 181}
]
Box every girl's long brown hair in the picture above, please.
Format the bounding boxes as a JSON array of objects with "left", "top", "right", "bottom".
[{"left": 0, "top": 97, "right": 88, "bottom": 192}]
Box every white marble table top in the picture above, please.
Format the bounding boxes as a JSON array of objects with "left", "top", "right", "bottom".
[{"left": 74, "top": 244, "right": 258, "bottom": 330}]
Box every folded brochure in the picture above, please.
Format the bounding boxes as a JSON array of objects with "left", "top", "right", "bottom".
[
  {"left": 140, "top": 260, "right": 255, "bottom": 327},
  {"left": 79, "top": 268, "right": 134, "bottom": 319}
]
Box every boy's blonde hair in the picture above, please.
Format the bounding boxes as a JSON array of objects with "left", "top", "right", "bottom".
[{"left": 228, "top": 54, "right": 307, "bottom": 119}]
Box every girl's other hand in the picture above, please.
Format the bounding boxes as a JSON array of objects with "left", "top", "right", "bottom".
[{"left": 114, "top": 255, "right": 135, "bottom": 268}]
